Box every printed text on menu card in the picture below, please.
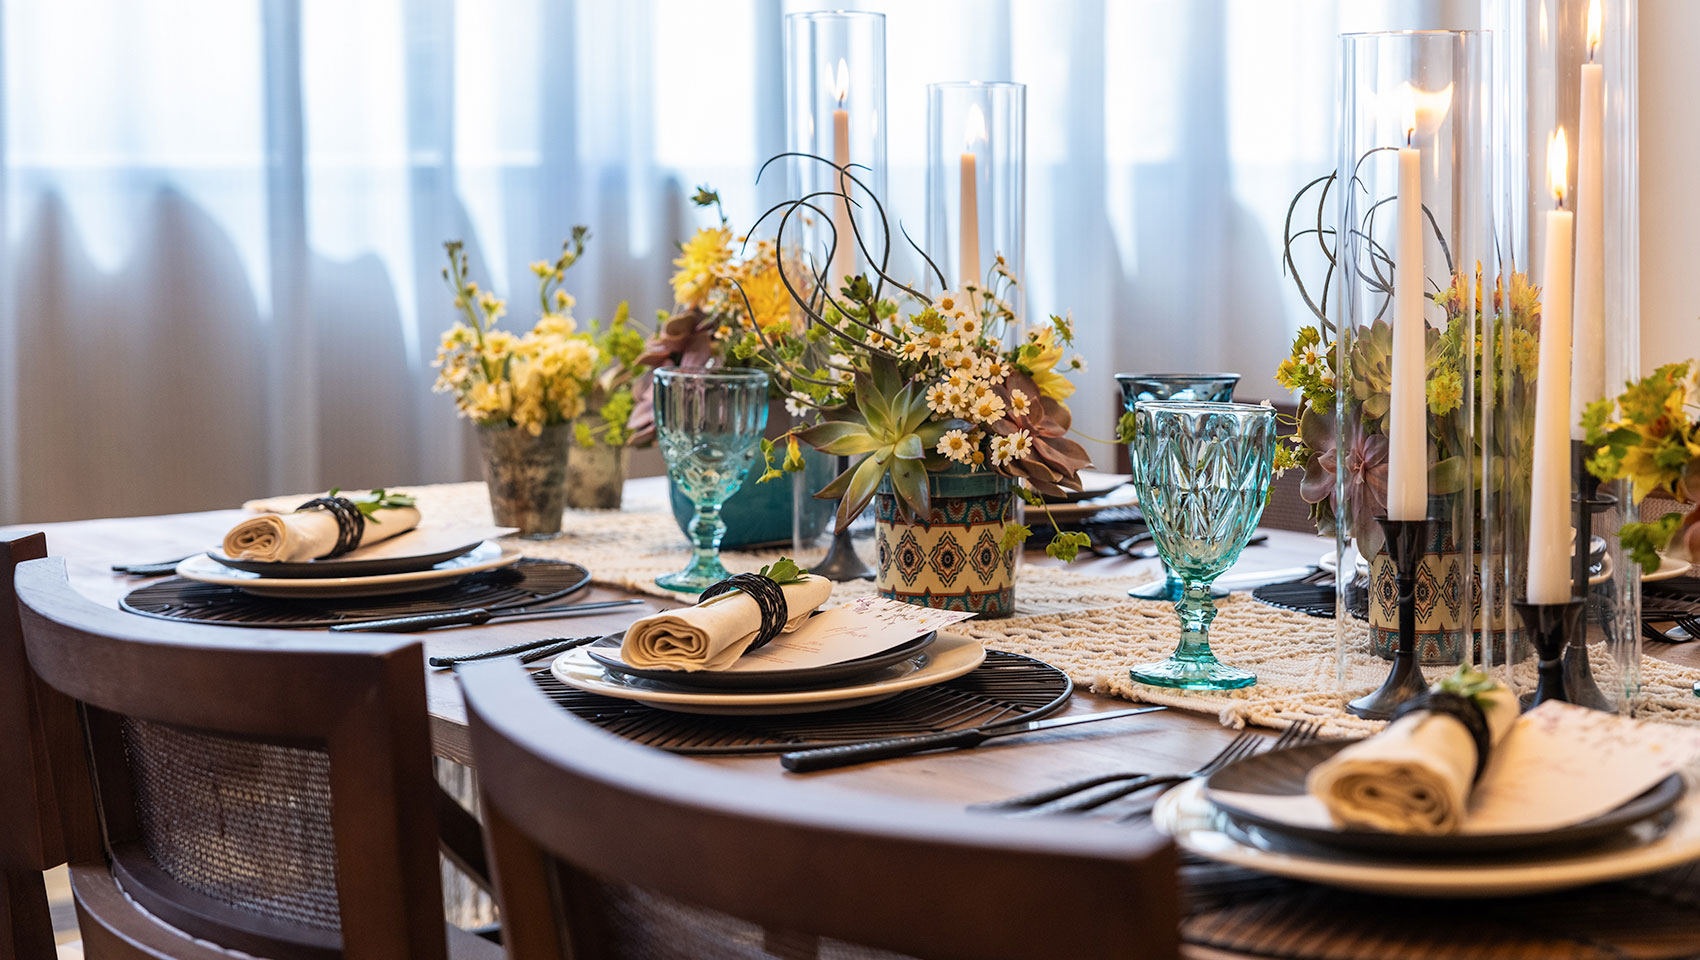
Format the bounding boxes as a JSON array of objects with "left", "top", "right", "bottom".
[{"left": 726, "top": 596, "right": 978, "bottom": 672}]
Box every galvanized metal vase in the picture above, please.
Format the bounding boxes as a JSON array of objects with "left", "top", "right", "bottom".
[
  {"left": 874, "top": 465, "right": 1015, "bottom": 618},
  {"left": 478, "top": 423, "right": 571, "bottom": 538},
  {"left": 565, "top": 430, "right": 629, "bottom": 511}
]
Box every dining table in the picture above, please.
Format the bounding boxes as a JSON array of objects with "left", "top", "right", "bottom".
[{"left": 12, "top": 475, "right": 1700, "bottom": 959}]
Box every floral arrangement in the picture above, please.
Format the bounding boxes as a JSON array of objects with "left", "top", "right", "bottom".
[
  {"left": 434, "top": 230, "right": 646, "bottom": 443},
  {"left": 625, "top": 187, "right": 815, "bottom": 442},
  {"left": 709, "top": 160, "right": 1092, "bottom": 559},
  {"left": 1272, "top": 268, "right": 1542, "bottom": 545},
  {"left": 1272, "top": 173, "right": 1542, "bottom": 548},
  {"left": 1584, "top": 361, "right": 1700, "bottom": 570}
]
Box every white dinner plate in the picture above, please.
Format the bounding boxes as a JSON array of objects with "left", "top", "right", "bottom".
[
  {"left": 1645, "top": 553, "right": 1693, "bottom": 583},
  {"left": 551, "top": 632, "right": 987, "bottom": 715},
  {"left": 177, "top": 540, "right": 522, "bottom": 598},
  {"left": 1152, "top": 777, "right": 1700, "bottom": 897}
]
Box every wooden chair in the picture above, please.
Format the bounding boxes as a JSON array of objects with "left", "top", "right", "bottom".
[
  {"left": 14, "top": 558, "right": 501, "bottom": 960},
  {"left": 1, "top": 533, "right": 61, "bottom": 960},
  {"left": 460, "top": 658, "right": 1182, "bottom": 960}
]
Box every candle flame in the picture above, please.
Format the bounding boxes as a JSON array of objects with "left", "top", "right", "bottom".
[
  {"left": 963, "top": 102, "right": 988, "bottom": 151},
  {"left": 833, "top": 59, "right": 849, "bottom": 104},
  {"left": 1548, "top": 127, "right": 1569, "bottom": 207},
  {"left": 1396, "top": 82, "right": 1453, "bottom": 143},
  {"left": 1587, "top": 0, "right": 1603, "bottom": 60}
]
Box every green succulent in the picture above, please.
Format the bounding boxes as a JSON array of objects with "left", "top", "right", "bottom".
[{"left": 797, "top": 355, "right": 962, "bottom": 531}]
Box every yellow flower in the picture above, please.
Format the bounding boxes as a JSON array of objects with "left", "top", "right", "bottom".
[
  {"left": 1025, "top": 327, "right": 1076, "bottom": 401},
  {"left": 671, "top": 227, "right": 733, "bottom": 306},
  {"left": 534, "top": 312, "right": 576, "bottom": 337},
  {"left": 738, "top": 263, "right": 797, "bottom": 334}
]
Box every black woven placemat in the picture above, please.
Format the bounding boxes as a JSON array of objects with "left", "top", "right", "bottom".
[
  {"left": 120, "top": 558, "right": 590, "bottom": 628},
  {"left": 529, "top": 649, "right": 1072, "bottom": 755},
  {"left": 1252, "top": 577, "right": 1369, "bottom": 619},
  {"left": 1644, "top": 574, "right": 1700, "bottom": 643}
]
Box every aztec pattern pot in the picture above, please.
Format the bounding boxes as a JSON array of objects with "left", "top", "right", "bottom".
[
  {"left": 874, "top": 466, "right": 1015, "bottom": 618},
  {"left": 1364, "top": 515, "right": 1520, "bottom": 664}
]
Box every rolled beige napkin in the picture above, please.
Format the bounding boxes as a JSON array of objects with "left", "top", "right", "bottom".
[
  {"left": 222, "top": 498, "right": 422, "bottom": 562},
  {"left": 1306, "top": 676, "right": 1521, "bottom": 835},
  {"left": 621, "top": 574, "right": 834, "bottom": 671}
]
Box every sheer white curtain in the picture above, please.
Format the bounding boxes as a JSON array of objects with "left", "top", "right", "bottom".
[{"left": 1, "top": 0, "right": 1449, "bottom": 524}]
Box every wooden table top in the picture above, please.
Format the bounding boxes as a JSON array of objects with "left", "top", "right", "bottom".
[
  {"left": 1, "top": 478, "right": 1336, "bottom": 788},
  {"left": 18, "top": 480, "right": 1700, "bottom": 958}
]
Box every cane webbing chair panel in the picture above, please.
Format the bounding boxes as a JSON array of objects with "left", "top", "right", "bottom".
[
  {"left": 570, "top": 875, "right": 918, "bottom": 960},
  {"left": 119, "top": 717, "right": 343, "bottom": 933}
]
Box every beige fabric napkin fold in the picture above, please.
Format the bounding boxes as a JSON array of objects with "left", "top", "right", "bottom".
[
  {"left": 1306, "top": 685, "right": 1521, "bottom": 835},
  {"left": 222, "top": 504, "right": 422, "bottom": 563},
  {"left": 620, "top": 575, "right": 834, "bottom": 672}
]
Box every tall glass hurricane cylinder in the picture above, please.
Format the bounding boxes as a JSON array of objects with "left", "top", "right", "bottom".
[
  {"left": 653, "top": 369, "right": 771, "bottom": 593},
  {"left": 783, "top": 11, "right": 886, "bottom": 292},
  {"left": 1334, "top": 31, "right": 1491, "bottom": 691},
  {"left": 926, "top": 81, "right": 1025, "bottom": 321},
  {"left": 1485, "top": 0, "right": 1640, "bottom": 711}
]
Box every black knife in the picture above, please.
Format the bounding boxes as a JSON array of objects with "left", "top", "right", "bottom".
[
  {"left": 331, "top": 598, "right": 645, "bottom": 633},
  {"left": 779, "top": 706, "right": 1167, "bottom": 772}
]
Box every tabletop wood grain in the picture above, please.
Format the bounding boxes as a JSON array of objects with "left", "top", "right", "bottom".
[{"left": 8, "top": 479, "right": 1695, "bottom": 812}]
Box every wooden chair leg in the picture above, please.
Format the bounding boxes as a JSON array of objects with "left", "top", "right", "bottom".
[{"left": 2, "top": 867, "right": 59, "bottom": 960}]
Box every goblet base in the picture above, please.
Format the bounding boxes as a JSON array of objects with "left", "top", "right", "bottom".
[
  {"left": 1130, "top": 657, "right": 1256, "bottom": 691},
  {"left": 655, "top": 562, "right": 732, "bottom": 593}
]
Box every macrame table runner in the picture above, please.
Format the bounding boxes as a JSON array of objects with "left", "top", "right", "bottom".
[{"left": 251, "top": 482, "right": 1700, "bottom": 736}]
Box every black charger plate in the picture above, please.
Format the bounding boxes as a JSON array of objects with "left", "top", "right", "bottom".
[
  {"left": 585, "top": 630, "right": 936, "bottom": 691},
  {"left": 1205, "top": 739, "right": 1685, "bottom": 857},
  {"left": 208, "top": 538, "right": 486, "bottom": 578}
]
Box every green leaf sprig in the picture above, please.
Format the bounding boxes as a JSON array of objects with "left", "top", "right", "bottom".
[
  {"left": 758, "top": 557, "right": 809, "bottom": 585},
  {"left": 1435, "top": 663, "right": 1499, "bottom": 710},
  {"left": 324, "top": 487, "right": 418, "bottom": 525}
]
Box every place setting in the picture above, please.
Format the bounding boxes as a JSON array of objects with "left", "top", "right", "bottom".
[
  {"left": 114, "top": 488, "right": 632, "bottom": 629},
  {"left": 1152, "top": 667, "right": 1700, "bottom": 898}
]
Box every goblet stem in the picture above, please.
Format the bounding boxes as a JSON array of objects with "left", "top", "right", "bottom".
[
  {"left": 1173, "top": 578, "right": 1221, "bottom": 663},
  {"left": 686, "top": 502, "right": 730, "bottom": 581}
]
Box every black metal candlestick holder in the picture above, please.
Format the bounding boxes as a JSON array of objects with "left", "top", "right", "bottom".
[
  {"left": 812, "top": 455, "right": 875, "bottom": 581},
  {"left": 1347, "top": 516, "right": 1435, "bottom": 720},
  {"left": 1514, "top": 597, "right": 1587, "bottom": 708},
  {"left": 1563, "top": 438, "right": 1616, "bottom": 711}
]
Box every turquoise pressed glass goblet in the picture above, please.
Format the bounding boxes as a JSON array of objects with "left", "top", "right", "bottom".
[
  {"left": 653, "top": 368, "right": 770, "bottom": 592},
  {"left": 1127, "top": 401, "right": 1275, "bottom": 690},
  {"left": 1116, "top": 373, "right": 1240, "bottom": 602}
]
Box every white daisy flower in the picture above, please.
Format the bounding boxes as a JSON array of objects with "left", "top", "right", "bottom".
[
  {"left": 1008, "top": 389, "right": 1032, "bottom": 417},
  {"left": 936, "top": 428, "right": 973, "bottom": 463}
]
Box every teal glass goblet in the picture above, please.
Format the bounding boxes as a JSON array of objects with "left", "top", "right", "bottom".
[
  {"left": 1116, "top": 373, "right": 1240, "bottom": 602},
  {"left": 1127, "top": 401, "right": 1275, "bottom": 690},
  {"left": 653, "top": 368, "right": 771, "bottom": 592}
]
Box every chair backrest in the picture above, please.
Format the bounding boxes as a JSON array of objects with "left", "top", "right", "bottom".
[
  {"left": 1, "top": 533, "right": 60, "bottom": 960},
  {"left": 461, "top": 658, "right": 1182, "bottom": 960},
  {"left": 15, "top": 558, "right": 448, "bottom": 960}
]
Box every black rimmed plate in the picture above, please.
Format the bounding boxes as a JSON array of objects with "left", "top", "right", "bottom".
[
  {"left": 209, "top": 536, "right": 486, "bottom": 578},
  {"left": 585, "top": 630, "right": 937, "bottom": 691},
  {"left": 1042, "top": 470, "right": 1133, "bottom": 504},
  {"left": 1204, "top": 740, "right": 1686, "bottom": 858}
]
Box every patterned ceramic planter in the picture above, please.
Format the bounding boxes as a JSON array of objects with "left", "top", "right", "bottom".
[
  {"left": 478, "top": 423, "right": 571, "bottom": 538},
  {"left": 874, "top": 466, "right": 1015, "bottom": 618},
  {"left": 565, "top": 427, "right": 629, "bottom": 511},
  {"left": 1364, "top": 516, "right": 1521, "bottom": 664}
]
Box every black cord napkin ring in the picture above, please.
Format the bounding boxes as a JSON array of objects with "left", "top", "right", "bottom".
[
  {"left": 697, "top": 573, "right": 789, "bottom": 651},
  {"left": 295, "top": 496, "right": 366, "bottom": 558},
  {"left": 1390, "top": 690, "right": 1492, "bottom": 783}
]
